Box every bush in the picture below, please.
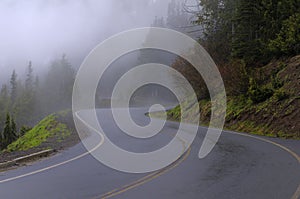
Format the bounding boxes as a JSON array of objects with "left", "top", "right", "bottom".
[
  {"left": 248, "top": 78, "right": 274, "bottom": 103},
  {"left": 271, "top": 75, "right": 284, "bottom": 89}
]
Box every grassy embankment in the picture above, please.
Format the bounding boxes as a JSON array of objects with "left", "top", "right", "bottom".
[
  {"left": 4, "top": 111, "right": 75, "bottom": 153},
  {"left": 160, "top": 56, "right": 300, "bottom": 139}
]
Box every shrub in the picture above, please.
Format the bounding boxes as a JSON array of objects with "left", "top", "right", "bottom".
[
  {"left": 271, "top": 75, "right": 284, "bottom": 89},
  {"left": 248, "top": 78, "right": 274, "bottom": 103}
]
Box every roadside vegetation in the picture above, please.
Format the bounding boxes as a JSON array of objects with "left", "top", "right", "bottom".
[
  {"left": 0, "top": 110, "right": 77, "bottom": 162},
  {"left": 6, "top": 113, "right": 70, "bottom": 152},
  {"left": 167, "top": 55, "right": 300, "bottom": 139},
  {"left": 155, "top": 0, "right": 299, "bottom": 139},
  {"left": 0, "top": 55, "right": 75, "bottom": 151}
]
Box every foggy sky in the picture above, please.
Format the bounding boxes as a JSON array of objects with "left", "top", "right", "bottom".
[{"left": 0, "top": 0, "right": 172, "bottom": 83}]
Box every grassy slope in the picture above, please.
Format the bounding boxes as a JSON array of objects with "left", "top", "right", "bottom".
[
  {"left": 167, "top": 55, "right": 300, "bottom": 139},
  {"left": 6, "top": 111, "right": 72, "bottom": 152}
]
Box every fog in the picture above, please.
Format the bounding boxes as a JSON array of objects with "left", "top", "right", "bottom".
[{"left": 0, "top": 0, "right": 172, "bottom": 83}]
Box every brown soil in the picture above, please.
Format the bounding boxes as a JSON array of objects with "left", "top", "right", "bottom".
[{"left": 226, "top": 55, "right": 300, "bottom": 138}]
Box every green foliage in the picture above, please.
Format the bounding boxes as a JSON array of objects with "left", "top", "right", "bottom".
[
  {"left": 231, "top": 0, "right": 264, "bottom": 64},
  {"left": 195, "top": 0, "right": 299, "bottom": 65},
  {"left": 10, "top": 70, "right": 17, "bottom": 104},
  {"left": 1, "top": 113, "right": 18, "bottom": 150},
  {"left": 195, "top": 0, "right": 236, "bottom": 64},
  {"left": 268, "top": 13, "right": 300, "bottom": 56},
  {"left": 19, "top": 125, "right": 32, "bottom": 137},
  {"left": 6, "top": 114, "right": 70, "bottom": 152},
  {"left": 167, "top": 105, "right": 181, "bottom": 121},
  {"left": 248, "top": 78, "right": 274, "bottom": 103},
  {"left": 271, "top": 74, "right": 284, "bottom": 89},
  {"left": 274, "top": 90, "right": 289, "bottom": 101},
  {"left": 226, "top": 95, "right": 251, "bottom": 120},
  {"left": 0, "top": 54, "right": 75, "bottom": 134}
]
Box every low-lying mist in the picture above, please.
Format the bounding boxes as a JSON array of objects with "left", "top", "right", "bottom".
[
  {"left": 0, "top": 0, "right": 197, "bottom": 135},
  {"left": 0, "top": 0, "right": 171, "bottom": 83}
]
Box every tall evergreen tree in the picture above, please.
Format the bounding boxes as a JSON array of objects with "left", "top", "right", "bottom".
[
  {"left": 2, "top": 113, "right": 11, "bottom": 149},
  {"left": 25, "top": 61, "right": 34, "bottom": 92},
  {"left": 10, "top": 70, "right": 18, "bottom": 105},
  {"left": 1, "top": 113, "right": 18, "bottom": 149},
  {"left": 42, "top": 54, "right": 75, "bottom": 113},
  {"left": 232, "top": 0, "right": 264, "bottom": 64},
  {"left": 10, "top": 116, "right": 17, "bottom": 142},
  {"left": 194, "top": 0, "right": 236, "bottom": 64},
  {"left": 0, "top": 85, "right": 10, "bottom": 130}
]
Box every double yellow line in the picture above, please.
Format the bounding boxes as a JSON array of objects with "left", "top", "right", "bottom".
[
  {"left": 225, "top": 131, "right": 300, "bottom": 199},
  {"left": 97, "top": 147, "right": 191, "bottom": 199},
  {"left": 97, "top": 130, "right": 300, "bottom": 199}
]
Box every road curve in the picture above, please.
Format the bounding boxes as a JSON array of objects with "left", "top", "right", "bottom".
[{"left": 0, "top": 108, "right": 299, "bottom": 199}]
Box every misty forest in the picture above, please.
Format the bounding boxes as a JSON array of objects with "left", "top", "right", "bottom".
[
  {"left": 0, "top": 0, "right": 299, "bottom": 150},
  {"left": 0, "top": 55, "right": 74, "bottom": 149}
]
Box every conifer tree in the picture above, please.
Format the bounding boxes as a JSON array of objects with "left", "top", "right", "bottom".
[{"left": 10, "top": 70, "right": 18, "bottom": 105}]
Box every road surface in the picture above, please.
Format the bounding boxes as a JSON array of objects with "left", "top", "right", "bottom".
[{"left": 0, "top": 108, "right": 299, "bottom": 199}]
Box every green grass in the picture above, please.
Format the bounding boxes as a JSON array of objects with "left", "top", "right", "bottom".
[
  {"left": 158, "top": 56, "right": 300, "bottom": 139},
  {"left": 6, "top": 113, "right": 70, "bottom": 152},
  {"left": 159, "top": 93, "right": 299, "bottom": 139},
  {"left": 226, "top": 95, "right": 251, "bottom": 121}
]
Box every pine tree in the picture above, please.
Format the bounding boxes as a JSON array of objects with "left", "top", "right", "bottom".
[
  {"left": 10, "top": 116, "right": 17, "bottom": 142},
  {"left": 2, "top": 113, "right": 11, "bottom": 149},
  {"left": 25, "top": 61, "right": 34, "bottom": 92},
  {"left": 13, "top": 62, "right": 37, "bottom": 125},
  {"left": 231, "top": 0, "right": 264, "bottom": 65},
  {"left": 42, "top": 54, "right": 75, "bottom": 113},
  {"left": 194, "top": 0, "right": 237, "bottom": 64},
  {"left": 10, "top": 70, "right": 18, "bottom": 105},
  {"left": 0, "top": 85, "right": 10, "bottom": 128},
  {"left": 1, "top": 113, "right": 18, "bottom": 149}
]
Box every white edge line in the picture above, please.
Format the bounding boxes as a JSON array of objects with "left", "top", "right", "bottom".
[{"left": 0, "top": 112, "right": 299, "bottom": 199}]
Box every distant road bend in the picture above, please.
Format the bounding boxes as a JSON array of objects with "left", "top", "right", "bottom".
[{"left": 0, "top": 107, "right": 299, "bottom": 199}]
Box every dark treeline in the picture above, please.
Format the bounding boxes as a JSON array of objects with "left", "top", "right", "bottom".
[
  {"left": 194, "top": 0, "right": 299, "bottom": 65},
  {"left": 0, "top": 55, "right": 75, "bottom": 149}
]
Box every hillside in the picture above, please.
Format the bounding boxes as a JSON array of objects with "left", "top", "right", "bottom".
[
  {"left": 167, "top": 55, "right": 300, "bottom": 139},
  {"left": 0, "top": 111, "right": 79, "bottom": 163}
]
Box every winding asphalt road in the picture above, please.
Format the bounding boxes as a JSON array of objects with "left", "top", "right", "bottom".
[{"left": 0, "top": 108, "right": 299, "bottom": 199}]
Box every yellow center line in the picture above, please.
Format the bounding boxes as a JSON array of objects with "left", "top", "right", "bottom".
[
  {"left": 95, "top": 127, "right": 190, "bottom": 199},
  {"left": 225, "top": 131, "right": 300, "bottom": 199},
  {"left": 98, "top": 130, "right": 300, "bottom": 199},
  {"left": 96, "top": 147, "right": 191, "bottom": 199}
]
